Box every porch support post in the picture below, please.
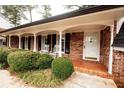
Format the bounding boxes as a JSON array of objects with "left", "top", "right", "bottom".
[
  {"left": 25, "top": 36, "right": 28, "bottom": 50},
  {"left": 18, "top": 35, "right": 21, "bottom": 49},
  {"left": 8, "top": 35, "right": 11, "bottom": 47},
  {"left": 33, "top": 34, "right": 37, "bottom": 52},
  {"left": 59, "top": 31, "right": 62, "bottom": 57},
  {"left": 108, "top": 25, "right": 114, "bottom": 74}
]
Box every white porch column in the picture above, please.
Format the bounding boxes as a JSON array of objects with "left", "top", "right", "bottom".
[
  {"left": 18, "top": 35, "right": 21, "bottom": 49},
  {"left": 8, "top": 35, "right": 11, "bottom": 47},
  {"left": 33, "top": 34, "right": 37, "bottom": 52},
  {"left": 59, "top": 31, "right": 62, "bottom": 57},
  {"left": 25, "top": 37, "right": 28, "bottom": 50},
  {"left": 108, "top": 25, "right": 114, "bottom": 74}
]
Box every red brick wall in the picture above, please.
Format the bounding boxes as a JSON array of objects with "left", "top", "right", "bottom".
[
  {"left": 113, "top": 50, "right": 124, "bottom": 87},
  {"left": 69, "top": 32, "right": 84, "bottom": 60},
  {"left": 11, "top": 36, "right": 19, "bottom": 48},
  {"left": 100, "top": 27, "right": 111, "bottom": 68}
]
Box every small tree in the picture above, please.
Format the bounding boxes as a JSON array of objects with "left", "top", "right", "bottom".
[
  {"left": 37, "top": 5, "right": 52, "bottom": 19},
  {"left": 64, "top": 5, "right": 96, "bottom": 10},
  {"left": 0, "top": 5, "right": 27, "bottom": 27},
  {"left": 22, "top": 5, "right": 38, "bottom": 22}
]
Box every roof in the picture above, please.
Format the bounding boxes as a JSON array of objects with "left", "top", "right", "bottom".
[
  {"left": 0, "top": 5, "right": 124, "bottom": 33},
  {"left": 113, "top": 22, "right": 124, "bottom": 47}
]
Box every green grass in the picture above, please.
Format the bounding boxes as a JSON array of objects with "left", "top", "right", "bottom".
[{"left": 17, "top": 69, "right": 63, "bottom": 88}]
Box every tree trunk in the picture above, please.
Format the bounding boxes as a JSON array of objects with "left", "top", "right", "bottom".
[{"left": 29, "top": 6, "right": 32, "bottom": 22}]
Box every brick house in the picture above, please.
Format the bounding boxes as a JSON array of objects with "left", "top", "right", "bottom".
[{"left": 0, "top": 5, "right": 124, "bottom": 87}]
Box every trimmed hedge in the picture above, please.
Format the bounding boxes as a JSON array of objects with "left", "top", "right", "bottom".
[
  {"left": 0, "top": 47, "right": 23, "bottom": 68},
  {"left": 7, "top": 51, "right": 53, "bottom": 72},
  {"left": 36, "top": 54, "right": 53, "bottom": 69},
  {"left": 7, "top": 51, "right": 41, "bottom": 72},
  {"left": 52, "top": 57, "right": 74, "bottom": 80}
]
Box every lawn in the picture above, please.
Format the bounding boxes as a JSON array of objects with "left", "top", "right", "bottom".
[{"left": 17, "top": 69, "right": 63, "bottom": 88}]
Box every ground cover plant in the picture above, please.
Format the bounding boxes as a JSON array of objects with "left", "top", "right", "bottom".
[{"left": 18, "top": 69, "right": 63, "bottom": 87}]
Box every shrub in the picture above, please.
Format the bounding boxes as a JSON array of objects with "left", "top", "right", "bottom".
[
  {"left": 36, "top": 54, "right": 53, "bottom": 69},
  {"left": 52, "top": 57, "right": 74, "bottom": 80},
  {"left": 0, "top": 63, "right": 5, "bottom": 69},
  {"left": 7, "top": 51, "right": 41, "bottom": 72},
  {"left": 0, "top": 47, "right": 23, "bottom": 68}
]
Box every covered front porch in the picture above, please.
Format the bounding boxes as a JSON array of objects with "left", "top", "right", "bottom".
[{"left": 5, "top": 24, "right": 113, "bottom": 76}]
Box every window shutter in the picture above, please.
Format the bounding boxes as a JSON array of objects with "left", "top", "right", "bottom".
[
  {"left": 38, "top": 36, "right": 41, "bottom": 51},
  {"left": 28, "top": 37, "right": 31, "bottom": 50},
  {"left": 65, "top": 33, "right": 70, "bottom": 54},
  {"left": 52, "top": 34, "right": 56, "bottom": 51},
  {"left": 22, "top": 37, "right": 25, "bottom": 49},
  {"left": 47, "top": 35, "right": 51, "bottom": 45}
]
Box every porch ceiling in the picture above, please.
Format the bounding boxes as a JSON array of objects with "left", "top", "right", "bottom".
[
  {"left": 1, "top": 7, "right": 124, "bottom": 36},
  {"left": 63, "top": 25, "right": 106, "bottom": 33},
  {"left": 36, "top": 30, "right": 59, "bottom": 35}
]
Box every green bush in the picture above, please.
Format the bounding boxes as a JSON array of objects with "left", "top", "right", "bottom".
[
  {"left": 7, "top": 50, "right": 53, "bottom": 72},
  {"left": 36, "top": 54, "right": 53, "bottom": 69},
  {"left": 0, "top": 63, "right": 5, "bottom": 69},
  {"left": 0, "top": 47, "right": 23, "bottom": 68},
  {"left": 52, "top": 57, "right": 74, "bottom": 80},
  {"left": 7, "top": 51, "right": 41, "bottom": 72}
]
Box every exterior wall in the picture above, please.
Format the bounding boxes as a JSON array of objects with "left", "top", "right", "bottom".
[
  {"left": 100, "top": 27, "right": 111, "bottom": 68},
  {"left": 69, "top": 32, "right": 84, "bottom": 60},
  {"left": 113, "top": 50, "right": 124, "bottom": 87},
  {"left": 11, "top": 36, "right": 19, "bottom": 48}
]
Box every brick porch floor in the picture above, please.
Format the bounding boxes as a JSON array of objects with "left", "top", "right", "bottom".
[{"left": 72, "top": 59, "right": 113, "bottom": 79}]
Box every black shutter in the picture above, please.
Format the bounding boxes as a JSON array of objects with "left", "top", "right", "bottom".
[
  {"left": 22, "top": 37, "right": 25, "bottom": 49},
  {"left": 47, "top": 35, "right": 51, "bottom": 45},
  {"left": 28, "top": 37, "right": 31, "bottom": 50},
  {"left": 65, "top": 33, "right": 70, "bottom": 54},
  {"left": 38, "top": 36, "right": 41, "bottom": 51},
  {"left": 52, "top": 34, "right": 56, "bottom": 51}
]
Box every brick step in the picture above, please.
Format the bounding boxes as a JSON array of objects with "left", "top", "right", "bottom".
[{"left": 74, "top": 67, "right": 114, "bottom": 79}]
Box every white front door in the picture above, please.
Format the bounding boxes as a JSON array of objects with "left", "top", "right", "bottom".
[{"left": 83, "top": 32, "right": 99, "bottom": 61}]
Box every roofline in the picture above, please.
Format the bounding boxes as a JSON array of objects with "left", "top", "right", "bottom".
[{"left": 0, "top": 5, "right": 124, "bottom": 34}]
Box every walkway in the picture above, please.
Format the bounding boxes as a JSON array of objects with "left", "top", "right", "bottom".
[
  {"left": 62, "top": 72, "right": 116, "bottom": 88},
  {"left": 0, "top": 70, "right": 116, "bottom": 88},
  {"left": 0, "top": 70, "right": 32, "bottom": 88}
]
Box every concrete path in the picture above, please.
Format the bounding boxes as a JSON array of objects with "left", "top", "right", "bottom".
[
  {"left": 62, "top": 72, "right": 117, "bottom": 88},
  {"left": 0, "top": 70, "right": 32, "bottom": 88},
  {"left": 0, "top": 70, "right": 116, "bottom": 88}
]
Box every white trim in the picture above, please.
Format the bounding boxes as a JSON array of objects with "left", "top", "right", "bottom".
[
  {"left": 113, "top": 47, "right": 124, "bottom": 52},
  {"left": 97, "top": 31, "right": 100, "bottom": 61},
  {"left": 117, "top": 16, "right": 124, "bottom": 34},
  {"left": 59, "top": 31, "right": 62, "bottom": 57},
  {"left": 18, "top": 35, "right": 21, "bottom": 49},
  {"left": 83, "top": 31, "right": 100, "bottom": 61},
  {"left": 8, "top": 35, "right": 11, "bottom": 47},
  {"left": 25, "top": 36, "right": 28, "bottom": 50},
  {"left": 108, "top": 25, "right": 114, "bottom": 74},
  {"left": 33, "top": 34, "right": 37, "bottom": 52}
]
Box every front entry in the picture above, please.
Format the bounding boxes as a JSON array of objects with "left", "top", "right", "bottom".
[{"left": 83, "top": 32, "right": 99, "bottom": 61}]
